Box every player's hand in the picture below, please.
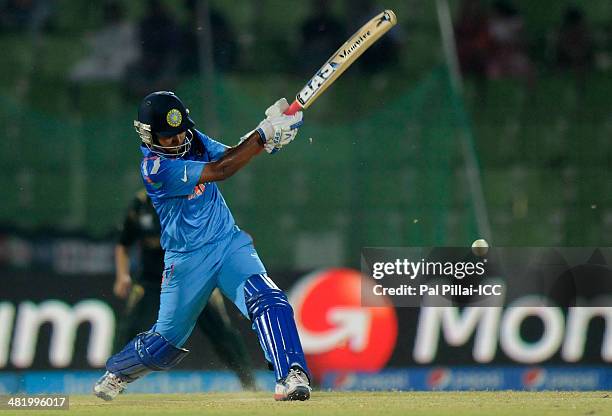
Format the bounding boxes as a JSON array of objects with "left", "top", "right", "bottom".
[
  {"left": 264, "top": 98, "right": 291, "bottom": 118},
  {"left": 256, "top": 98, "right": 303, "bottom": 154},
  {"left": 113, "top": 274, "right": 132, "bottom": 299}
]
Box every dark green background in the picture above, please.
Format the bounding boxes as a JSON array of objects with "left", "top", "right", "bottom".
[{"left": 2, "top": 0, "right": 611, "bottom": 269}]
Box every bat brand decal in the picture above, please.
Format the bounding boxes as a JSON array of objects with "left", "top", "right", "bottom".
[
  {"left": 291, "top": 10, "right": 396, "bottom": 110},
  {"left": 297, "top": 62, "right": 338, "bottom": 105},
  {"left": 338, "top": 30, "right": 372, "bottom": 59}
]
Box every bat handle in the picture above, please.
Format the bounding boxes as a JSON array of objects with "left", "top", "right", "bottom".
[{"left": 284, "top": 100, "right": 303, "bottom": 115}]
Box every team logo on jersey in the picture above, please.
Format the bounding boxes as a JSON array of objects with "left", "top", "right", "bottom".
[{"left": 166, "top": 109, "right": 182, "bottom": 127}]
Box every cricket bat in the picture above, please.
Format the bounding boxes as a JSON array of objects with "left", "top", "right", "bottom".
[{"left": 284, "top": 10, "right": 397, "bottom": 115}]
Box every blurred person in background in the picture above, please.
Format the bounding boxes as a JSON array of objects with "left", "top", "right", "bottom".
[
  {"left": 298, "top": 0, "right": 347, "bottom": 74},
  {"left": 125, "top": 0, "right": 181, "bottom": 97},
  {"left": 179, "top": 0, "right": 238, "bottom": 75},
  {"left": 0, "top": 0, "right": 53, "bottom": 32},
  {"left": 455, "top": 0, "right": 491, "bottom": 80},
  {"left": 486, "top": 0, "right": 534, "bottom": 83},
  {"left": 346, "top": 0, "right": 401, "bottom": 73},
  {"left": 113, "top": 189, "right": 256, "bottom": 390},
  {"left": 69, "top": 1, "right": 139, "bottom": 83},
  {"left": 555, "top": 6, "right": 593, "bottom": 88}
]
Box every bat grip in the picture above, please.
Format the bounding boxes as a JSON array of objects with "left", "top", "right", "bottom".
[{"left": 284, "top": 100, "right": 303, "bottom": 115}]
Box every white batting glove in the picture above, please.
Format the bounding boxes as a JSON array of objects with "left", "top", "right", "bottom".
[
  {"left": 256, "top": 98, "right": 303, "bottom": 154},
  {"left": 264, "top": 98, "right": 290, "bottom": 118}
]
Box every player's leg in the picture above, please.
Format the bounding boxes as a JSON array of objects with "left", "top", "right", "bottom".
[
  {"left": 216, "top": 230, "right": 311, "bottom": 401},
  {"left": 197, "top": 289, "right": 257, "bottom": 389},
  {"left": 94, "top": 249, "right": 217, "bottom": 400},
  {"left": 243, "top": 273, "right": 311, "bottom": 401}
]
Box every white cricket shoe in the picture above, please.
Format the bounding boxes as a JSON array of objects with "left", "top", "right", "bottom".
[
  {"left": 93, "top": 371, "right": 127, "bottom": 401},
  {"left": 274, "top": 367, "right": 311, "bottom": 401}
]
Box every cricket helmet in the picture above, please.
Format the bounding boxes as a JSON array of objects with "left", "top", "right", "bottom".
[{"left": 134, "top": 91, "right": 195, "bottom": 157}]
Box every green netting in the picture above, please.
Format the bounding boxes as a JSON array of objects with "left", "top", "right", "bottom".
[{"left": 2, "top": 0, "right": 612, "bottom": 270}]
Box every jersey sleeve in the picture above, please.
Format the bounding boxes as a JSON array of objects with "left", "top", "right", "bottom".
[
  {"left": 197, "top": 131, "right": 229, "bottom": 161},
  {"left": 143, "top": 157, "right": 205, "bottom": 198}
]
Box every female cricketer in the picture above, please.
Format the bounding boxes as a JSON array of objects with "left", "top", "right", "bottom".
[{"left": 94, "top": 91, "right": 311, "bottom": 401}]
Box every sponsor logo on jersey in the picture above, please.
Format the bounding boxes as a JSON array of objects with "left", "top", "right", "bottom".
[{"left": 187, "top": 183, "right": 206, "bottom": 200}]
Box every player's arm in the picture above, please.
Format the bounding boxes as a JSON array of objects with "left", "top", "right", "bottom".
[
  {"left": 114, "top": 200, "right": 140, "bottom": 299},
  {"left": 198, "top": 131, "right": 264, "bottom": 183},
  {"left": 114, "top": 244, "right": 132, "bottom": 299},
  {"left": 198, "top": 99, "right": 302, "bottom": 183}
]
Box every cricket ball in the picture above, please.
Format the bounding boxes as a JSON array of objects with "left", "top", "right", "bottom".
[{"left": 471, "top": 239, "right": 489, "bottom": 256}]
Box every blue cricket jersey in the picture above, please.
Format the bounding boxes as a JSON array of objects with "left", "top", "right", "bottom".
[{"left": 140, "top": 129, "right": 237, "bottom": 252}]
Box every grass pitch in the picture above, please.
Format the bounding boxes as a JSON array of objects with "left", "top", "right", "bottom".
[{"left": 16, "top": 391, "right": 612, "bottom": 416}]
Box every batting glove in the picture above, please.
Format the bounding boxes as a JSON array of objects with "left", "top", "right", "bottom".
[{"left": 256, "top": 98, "right": 304, "bottom": 154}]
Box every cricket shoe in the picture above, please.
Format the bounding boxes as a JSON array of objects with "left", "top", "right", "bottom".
[
  {"left": 93, "top": 371, "right": 127, "bottom": 401},
  {"left": 274, "top": 367, "right": 311, "bottom": 401}
]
